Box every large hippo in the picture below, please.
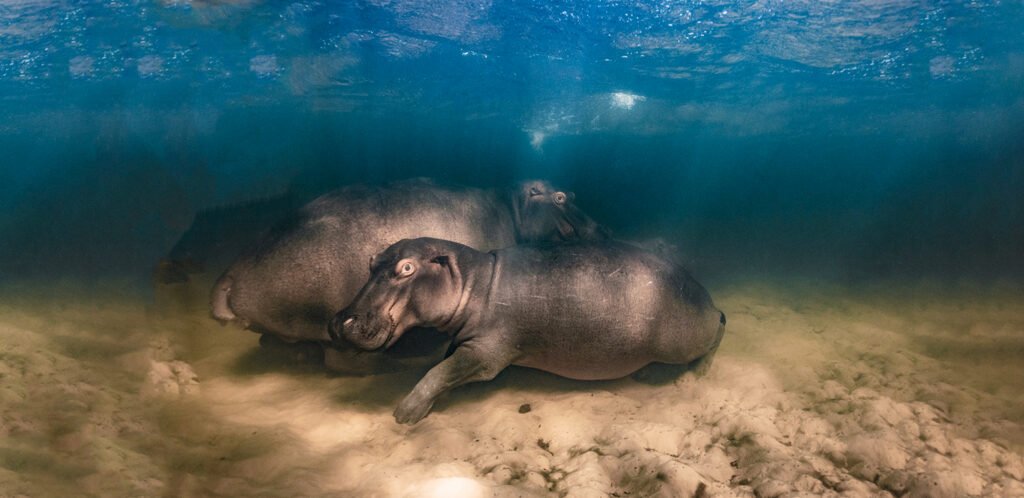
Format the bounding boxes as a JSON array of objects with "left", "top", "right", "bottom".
[
  {"left": 211, "top": 178, "right": 608, "bottom": 372},
  {"left": 153, "top": 194, "right": 299, "bottom": 311},
  {"left": 329, "top": 237, "right": 726, "bottom": 424}
]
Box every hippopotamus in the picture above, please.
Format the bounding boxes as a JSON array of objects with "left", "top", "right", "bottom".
[
  {"left": 329, "top": 237, "right": 726, "bottom": 424},
  {"left": 211, "top": 178, "right": 608, "bottom": 373},
  {"left": 153, "top": 194, "right": 299, "bottom": 311}
]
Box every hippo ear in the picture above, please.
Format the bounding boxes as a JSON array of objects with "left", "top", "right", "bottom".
[
  {"left": 432, "top": 253, "right": 462, "bottom": 275},
  {"left": 567, "top": 191, "right": 576, "bottom": 202},
  {"left": 429, "top": 254, "right": 461, "bottom": 284},
  {"left": 369, "top": 252, "right": 383, "bottom": 271}
]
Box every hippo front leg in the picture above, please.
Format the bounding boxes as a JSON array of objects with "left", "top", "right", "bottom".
[{"left": 394, "top": 338, "right": 516, "bottom": 424}]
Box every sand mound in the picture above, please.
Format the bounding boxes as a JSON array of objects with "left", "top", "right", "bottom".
[{"left": 1, "top": 280, "right": 1022, "bottom": 497}]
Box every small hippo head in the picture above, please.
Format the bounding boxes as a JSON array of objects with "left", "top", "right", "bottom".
[
  {"left": 511, "top": 180, "right": 610, "bottom": 242},
  {"left": 329, "top": 238, "right": 471, "bottom": 351}
]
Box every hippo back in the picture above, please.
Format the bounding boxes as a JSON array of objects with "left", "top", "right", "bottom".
[
  {"left": 490, "top": 241, "right": 722, "bottom": 378},
  {"left": 153, "top": 194, "right": 299, "bottom": 313}
]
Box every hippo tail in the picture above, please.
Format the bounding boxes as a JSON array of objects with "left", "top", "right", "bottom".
[{"left": 689, "top": 310, "right": 726, "bottom": 377}]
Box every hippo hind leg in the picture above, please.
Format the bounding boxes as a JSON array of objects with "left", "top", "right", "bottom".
[
  {"left": 689, "top": 312, "right": 726, "bottom": 377},
  {"left": 635, "top": 312, "right": 726, "bottom": 384}
]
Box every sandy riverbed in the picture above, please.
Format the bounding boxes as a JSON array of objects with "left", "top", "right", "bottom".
[{"left": 1, "top": 279, "right": 1022, "bottom": 497}]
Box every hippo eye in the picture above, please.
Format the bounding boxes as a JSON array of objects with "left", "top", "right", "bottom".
[
  {"left": 553, "top": 192, "right": 567, "bottom": 205},
  {"left": 395, "top": 260, "right": 415, "bottom": 278},
  {"left": 529, "top": 187, "right": 542, "bottom": 197}
]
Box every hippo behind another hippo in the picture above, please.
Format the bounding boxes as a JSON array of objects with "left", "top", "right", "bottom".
[
  {"left": 211, "top": 178, "right": 608, "bottom": 372},
  {"left": 152, "top": 194, "right": 299, "bottom": 313},
  {"left": 330, "top": 237, "right": 726, "bottom": 424}
]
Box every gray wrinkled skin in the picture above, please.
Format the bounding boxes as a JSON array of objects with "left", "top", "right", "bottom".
[
  {"left": 330, "top": 238, "right": 726, "bottom": 424},
  {"left": 211, "top": 178, "right": 607, "bottom": 373}
]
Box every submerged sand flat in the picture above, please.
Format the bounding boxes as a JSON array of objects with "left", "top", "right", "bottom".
[{"left": 1, "top": 280, "right": 1023, "bottom": 497}]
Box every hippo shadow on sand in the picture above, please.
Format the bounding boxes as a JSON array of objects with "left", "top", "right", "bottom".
[
  {"left": 327, "top": 357, "right": 709, "bottom": 414},
  {"left": 430, "top": 361, "right": 707, "bottom": 414},
  {"left": 223, "top": 326, "right": 707, "bottom": 419},
  {"left": 227, "top": 327, "right": 449, "bottom": 377},
  {"left": 226, "top": 332, "right": 703, "bottom": 414},
  {"left": 229, "top": 339, "right": 329, "bottom": 377}
]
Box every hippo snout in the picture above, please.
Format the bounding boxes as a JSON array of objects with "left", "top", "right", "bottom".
[
  {"left": 328, "top": 313, "right": 355, "bottom": 343},
  {"left": 330, "top": 309, "right": 392, "bottom": 351},
  {"left": 210, "top": 276, "right": 238, "bottom": 325}
]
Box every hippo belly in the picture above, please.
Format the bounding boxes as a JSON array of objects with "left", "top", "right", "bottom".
[
  {"left": 509, "top": 320, "right": 663, "bottom": 380},
  {"left": 516, "top": 351, "right": 653, "bottom": 380}
]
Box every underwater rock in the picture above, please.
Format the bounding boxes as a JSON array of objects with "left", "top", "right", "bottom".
[
  {"left": 846, "top": 432, "right": 910, "bottom": 474},
  {"left": 559, "top": 451, "right": 614, "bottom": 497},
  {"left": 654, "top": 460, "right": 707, "bottom": 497},
  {"left": 142, "top": 360, "right": 199, "bottom": 397}
]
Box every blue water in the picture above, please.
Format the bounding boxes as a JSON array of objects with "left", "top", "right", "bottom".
[
  {"left": 2, "top": 5, "right": 1024, "bottom": 497},
  {"left": 1, "top": 0, "right": 1022, "bottom": 280}
]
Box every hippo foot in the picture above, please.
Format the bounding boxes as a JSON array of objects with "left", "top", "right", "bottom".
[{"left": 394, "top": 394, "right": 435, "bottom": 425}]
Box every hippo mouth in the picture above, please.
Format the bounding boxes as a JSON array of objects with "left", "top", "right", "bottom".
[
  {"left": 554, "top": 217, "right": 577, "bottom": 240},
  {"left": 336, "top": 311, "right": 397, "bottom": 351},
  {"left": 384, "top": 323, "right": 405, "bottom": 349},
  {"left": 373, "top": 299, "right": 406, "bottom": 350},
  {"left": 349, "top": 321, "right": 394, "bottom": 352},
  {"left": 560, "top": 204, "right": 609, "bottom": 240},
  {"left": 378, "top": 308, "right": 401, "bottom": 350}
]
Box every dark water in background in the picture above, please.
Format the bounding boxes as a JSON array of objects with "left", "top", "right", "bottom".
[{"left": 1, "top": 0, "right": 1022, "bottom": 284}]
